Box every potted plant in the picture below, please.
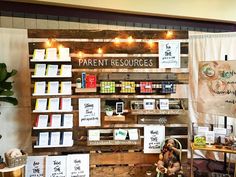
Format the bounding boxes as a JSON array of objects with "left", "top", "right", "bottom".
[
  {"left": 0, "top": 63, "right": 18, "bottom": 105},
  {"left": 105, "top": 106, "right": 113, "bottom": 116},
  {"left": 0, "top": 63, "right": 18, "bottom": 169}
]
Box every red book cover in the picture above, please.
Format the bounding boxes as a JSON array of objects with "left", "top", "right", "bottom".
[{"left": 86, "top": 74, "right": 97, "bottom": 88}]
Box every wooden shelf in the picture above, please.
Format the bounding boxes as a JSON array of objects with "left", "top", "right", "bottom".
[
  {"left": 33, "top": 126, "right": 73, "bottom": 130},
  {"left": 34, "top": 144, "right": 73, "bottom": 148},
  {"left": 131, "top": 109, "right": 186, "bottom": 115},
  {"left": 71, "top": 94, "right": 187, "bottom": 99},
  {"left": 104, "top": 115, "right": 125, "bottom": 121},
  {"left": 32, "top": 93, "right": 72, "bottom": 96},
  {"left": 72, "top": 68, "right": 189, "bottom": 73},
  {"left": 87, "top": 129, "right": 141, "bottom": 146},
  {"left": 32, "top": 109, "right": 73, "bottom": 113},
  {"left": 75, "top": 88, "right": 97, "bottom": 93},
  {"left": 0, "top": 165, "right": 25, "bottom": 173},
  {"left": 30, "top": 58, "right": 71, "bottom": 62},
  {"left": 32, "top": 75, "right": 72, "bottom": 78}
]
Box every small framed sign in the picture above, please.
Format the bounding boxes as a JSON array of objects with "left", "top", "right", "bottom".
[{"left": 116, "top": 102, "right": 124, "bottom": 115}]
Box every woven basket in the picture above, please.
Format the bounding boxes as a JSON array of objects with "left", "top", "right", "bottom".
[{"left": 5, "top": 150, "right": 27, "bottom": 168}]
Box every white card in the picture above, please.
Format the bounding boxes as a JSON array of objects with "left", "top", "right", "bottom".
[
  {"left": 128, "top": 129, "right": 139, "bottom": 140},
  {"left": 45, "top": 48, "right": 57, "bottom": 60},
  {"left": 60, "top": 81, "right": 71, "bottom": 94},
  {"left": 62, "top": 132, "right": 73, "bottom": 146},
  {"left": 50, "top": 114, "right": 61, "bottom": 127},
  {"left": 143, "top": 99, "right": 155, "bottom": 110},
  {"left": 33, "top": 49, "right": 45, "bottom": 60},
  {"left": 34, "top": 64, "right": 46, "bottom": 76},
  {"left": 60, "top": 98, "right": 72, "bottom": 111},
  {"left": 35, "top": 98, "right": 47, "bottom": 111},
  {"left": 38, "top": 132, "right": 49, "bottom": 146},
  {"left": 114, "top": 129, "right": 127, "bottom": 140},
  {"left": 46, "top": 64, "right": 58, "bottom": 76},
  {"left": 62, "top": 114, "right": 73, "bottom": 127},
  {"left": 34, "top": 81, "right": 46, "bottom": 95},
  {"left": 48, "top": 98, "right": 60, "bottom": 111},
  {"left": 159, "top": 99, "right": 169, "bottom": 110},
  {"left": 88, "top": 130, "right": 100, "bottom": 141},
  {"left": 60, "top": 65, "right": 72, "bottom": 77},
  {"left": 47, "top": 81, "right": 59, "bottom": 94},
  {"left": 37, "top": 114, "right": 48, "bottom": 127},
  {"left": 50, "top": 132, "right": 61, "bottom": 145},
  {"left": 205, "top": 131, "right": 215, "bottom": 144},
  {"left": 59, "top": 48, "right": 70, "bottom": 60}
]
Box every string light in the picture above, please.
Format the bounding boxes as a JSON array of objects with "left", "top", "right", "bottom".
[
  {"left": 77, "top": 51, "right": 84, "bottom": 58},
  {"left": 45, "top": 39, "right": 52, "bottom": 48},
  {"left": 127, "top": 36, "right": 134, "bottom": 44},
  {"left": 114, "top": 37, "right": 120, "bottom": 44},
  {"left": 147, "top": 39, "right": 154, "bottom": 48},
  {"left": 58, "top": 44, "right": 64, "bottom": 49},
  {"left": 166, "top": 31, "right": 173, "bottom": 38},
  {"left": 97, "top": 48, "right": 103, "bottom": 54}
]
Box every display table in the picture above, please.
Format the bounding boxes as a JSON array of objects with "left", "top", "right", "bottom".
[
  {"left": 190, "top": 143, "right": 236, "bottom": 177},
  {"left": 0, "top": 165, "right": 25, "bottom": 177}
]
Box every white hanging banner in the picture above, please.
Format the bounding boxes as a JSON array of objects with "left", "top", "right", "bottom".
[
  {"left": 67, "top": 154, "right": 90, "bottom": 177},
  {"left": 144, "top": 125, "right": 165, "bottom": 153},
  {"left": 79, "top": 98, "right": 101, "bottom": 127},
  {"left": 25, "top": 156, "right": 45, "bottom": 177},
  {"left": 159, "top": 40, "right": 180, "bottom": 68}
]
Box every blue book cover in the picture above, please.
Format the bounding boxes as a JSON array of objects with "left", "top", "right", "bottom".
[{"left": 81, "top": 72, "right": 86, "bottom": 88}]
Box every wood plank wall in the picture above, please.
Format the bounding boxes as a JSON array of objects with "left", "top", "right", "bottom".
[{"left": 28, "top": 29, "right": 189, "bottom": 177}]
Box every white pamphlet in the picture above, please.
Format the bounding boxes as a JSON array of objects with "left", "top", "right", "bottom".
[
  {"left": 50, "top": 114, "right": 61, "bottom": 127},
  {"left": 47, "top": 81, "right": 59, "bottom": 94},
  {"left": 46, "top": 64, "right": 58, "bottom": 76},
  {"left": 60, "top": 98, "right": 72, "bottom": 111},
  {"left": 38, "top": 132, "right": 49, "bottom": 146},
  {"left": 60, "top": 65, "right": 72, "bottom": 77},
  {"left": 50, "top": 132, "right": 61, "bottom": 145},
  {"left": 33, "top": 49, "right": 45, "bottom": 60},
  {"left": 60, "top": 81, "right": 72, "bottom": 94},
  {"left": 35, "top": 98, "right": 47, "bottom": 111},
  {"left": 114, "top": 129, "right": 127, "bottom": 140},
  {"left": 34, "top": 64, "right": 46, "bottom": 76},
  {"left": 62, "top": 132, "right": 73, "bottom": 146},
  {"left": 34, "top": 81, "right": 46, "bottom": 95},
  {"left": 45, "top": 48, "right": 57, "bottom": 60},
  {"left": 62, "top": 114, "right": 73, "bottom": 127},
  {"left": 59, "top": 47, "right": 70, "bottom": 60},
  {"left": 37, "top": 114, "right": 48, "bottom": 128},
  {"left": 48, "top": 98, "right": 60, "bottom": 111}
]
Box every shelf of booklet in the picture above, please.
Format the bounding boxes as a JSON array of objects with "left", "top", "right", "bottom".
[{"left": 194, "top": 135, "right": 206, "bottom": 147}]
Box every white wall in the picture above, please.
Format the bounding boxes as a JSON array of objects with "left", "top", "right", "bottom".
[
  {"left": 0, "top": 28, "right": 31, "bottom": 157},
  {"left": 21, "top": 0, "right": 236, "bottom": 23}
]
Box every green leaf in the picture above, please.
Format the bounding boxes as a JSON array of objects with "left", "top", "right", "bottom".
[
  {"left": 0, "top": 97, "right": 18, "bottom": 105},
  {"left": 0, "top": 90, "right": 14, "bottom": 96},
  {"left": 0, "top": 82, "right": 12, "bottom": 90},
  {"left": 5, "top": 69, "right": 17, "bottom": 81},
  {"left": 0, "top": 63, "right": 7, "bottom": 82}
]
